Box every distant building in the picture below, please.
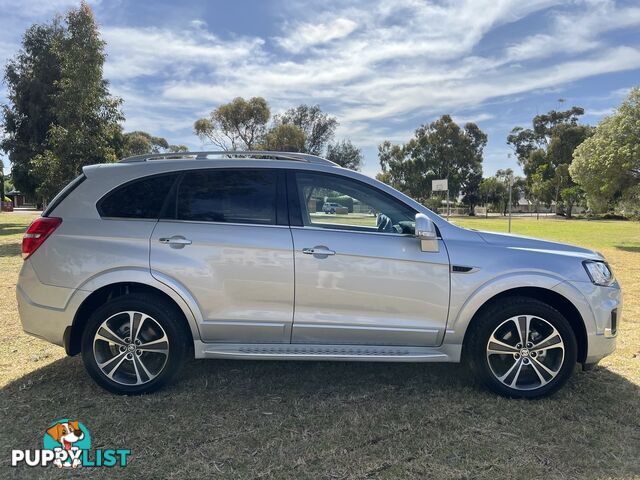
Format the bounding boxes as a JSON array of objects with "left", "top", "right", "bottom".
[{"left": 6, "top": 189, "right": 29, "bottom": 208}]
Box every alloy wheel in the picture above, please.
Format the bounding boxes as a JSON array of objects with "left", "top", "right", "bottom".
[
  {"left": 486, "top": 315, "right": 565, "bottom": 391},
  {"left": 93, "top": 311, "right": 169, "bottom": 386}
]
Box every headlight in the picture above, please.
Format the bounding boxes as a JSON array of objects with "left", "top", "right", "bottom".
[{"left": 583, "top": 260, "right": 615, "bottom": 286}]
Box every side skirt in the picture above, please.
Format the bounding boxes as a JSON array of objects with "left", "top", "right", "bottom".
[{"left": 193, "top": 341, "right": 462, "bottom": 362}]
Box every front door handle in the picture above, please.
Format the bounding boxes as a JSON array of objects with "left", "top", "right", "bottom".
[
  {"left": 159, "top": 236, "right": 192, "bottom": 248},
  {"left": 302, "top": 246, "right": 336, "bottom": 256}
]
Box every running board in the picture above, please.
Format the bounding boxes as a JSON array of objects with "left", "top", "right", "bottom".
[{"left": 194, "top": 342, "right": 461, "bottom": 362}]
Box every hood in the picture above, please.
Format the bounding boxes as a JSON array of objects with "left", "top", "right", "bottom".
[{"left": 477, "top": 230, "right": 603, "bottom": 261}]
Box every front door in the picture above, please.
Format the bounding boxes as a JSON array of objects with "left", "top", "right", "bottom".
[
  {"left": 150, "top": 168, "right": 294, "bottom": 343},
  {"left": 289, "top": 171, "right": 450, "bottom": 346}
]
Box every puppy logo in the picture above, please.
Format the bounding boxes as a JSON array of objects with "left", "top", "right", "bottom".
[{"left": 43, "top": 419, "right": 91, "bottom": 468}]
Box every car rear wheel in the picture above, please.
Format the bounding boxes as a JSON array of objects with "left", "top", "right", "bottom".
[
  {"left": 466, "top": 297, "right": 577, "bottom": 398},
  {"left": 81, "top": 293, "right": 190, "bottom": 395}
]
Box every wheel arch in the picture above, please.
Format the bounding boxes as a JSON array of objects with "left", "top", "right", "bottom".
[
  {"left": 67, "top": 279, "right": 199, "bottom": 357},
  {"left": 461, "top": 286, "right": 588, "bottom": 363}
]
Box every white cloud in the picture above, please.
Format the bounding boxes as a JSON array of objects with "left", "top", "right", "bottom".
[
  {"left": 94, "top": 0, "right": 640, "bottom": 162},
  {"left": 0, "top": 0, "right": 86, "bottom": 17},
  {"left": 275, "top": 17, "right": 358, "bottom": 53},
  {"left": 102, "top": 25, "right": 264, "bottom": 80},
  {"left": 451, "top": 113, "right": 496, "bottom": 125},
  {"left": 584, "top": 107, "right": 614, "bottom": 116},
  {"left": 504, "top": 0, "right": 640, "bottom": 62}
]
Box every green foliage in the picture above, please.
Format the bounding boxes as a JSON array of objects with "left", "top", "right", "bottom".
[
  {"left": 120, "top": 131, "right": 187, "bottom": 157},
  {"left": 194, "top": 96, "right": 270, "bottom": 150},
  {"left": 274, "top": 104, "right": 337, "bottom": 155},
  {"left": 507, "top": 106, "right": 592, "bottom": 214},
  {"left": 570, "top": 87, "right": 640, "bottom": 215},
  {"left": 0, "top": 159, "right": 5, "bottom": 199},
  {"left": 1, "top": 2, "right": 123, "bottom": 202},
  {"left": 195, "top": 99, "right": 359, "bottom": 165},
  {"left": 614, "top": 184, "right": 640, "bottom": 220},
  {"left": 560, "top": 185, "right": 584, "bottom": 219},
  {"left": 122, "top": 131, "right": 168, "bottom": 156},
  {"left": 35, "top": 3, "right": 123, "bottom": 201},
  {"left": 329, "top": 195, "right": 353, "bottom": 212},
  {"left": 422, "top": 197, "right": 442, "bottom": 212},
  {"left": 528, "top": 163, "right": 554, "bottom": 208},
  {"left": 377, "top": 115, "right": 486, "bottom": 203},
  {"left": 1, "top": 19, "right": 64, "bottom": 198},
  {"left": 263, "top": 124, "right": 305, "bottom": 152},
  {"left": 326, "top": 139, "right": 363, "bottom": 170},
  {"left": 478, "top": 170, "right": 525, "bottom": 215},
  {"left": 461, "top": 165, "right": 482, "bottom": 212}
]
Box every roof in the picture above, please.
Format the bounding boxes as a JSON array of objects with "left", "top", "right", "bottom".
[{"left": 119, "top": 150, "right": 338, "bottom": 167}]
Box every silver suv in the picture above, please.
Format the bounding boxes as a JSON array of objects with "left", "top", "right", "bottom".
[{"left": 17, "top": 151, "right": 621, "bottom": 397}]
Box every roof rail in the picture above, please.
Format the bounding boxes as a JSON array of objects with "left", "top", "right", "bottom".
[{"left": 119, "top": 150, "right": 338, "bottom": 166}]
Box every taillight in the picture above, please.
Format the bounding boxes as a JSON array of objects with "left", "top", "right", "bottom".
[{"left": 22, "top": 217, "right": 62, "bottom": 260}]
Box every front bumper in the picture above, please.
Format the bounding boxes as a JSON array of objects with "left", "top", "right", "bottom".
[{"left": 555, "top": 280, "right": 622, "bottom": 364}]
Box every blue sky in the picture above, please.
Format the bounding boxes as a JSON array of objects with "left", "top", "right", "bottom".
[{"left": 1, "top": 0, "right": 639, "bottom": 179}]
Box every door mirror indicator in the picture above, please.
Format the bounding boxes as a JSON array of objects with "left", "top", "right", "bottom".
[{"left": 415, "top": 213, "right": 438, "bottom": 252}]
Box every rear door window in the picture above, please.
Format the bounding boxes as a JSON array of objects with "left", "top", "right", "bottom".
[
  {"left": 174, "top": 169, "right": 278, "bottom": 225},
  {"left": 97, "top": 173, "right": 179, "bottom": 219}
]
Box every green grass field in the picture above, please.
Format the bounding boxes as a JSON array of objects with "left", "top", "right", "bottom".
[{"left": 0, "top": 212, "right": 638, "bottom": 479}]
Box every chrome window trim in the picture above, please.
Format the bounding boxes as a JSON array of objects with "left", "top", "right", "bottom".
[
  {"left": 290, "top": 225, "right": 442, "bottom": 239},
  {"left": 157, "top": 218, "right": 290, "bottom": 229},
  {"left": 99, "top": 217, "right": 159, "bottom": 222}
]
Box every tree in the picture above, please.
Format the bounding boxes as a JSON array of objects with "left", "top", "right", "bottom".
[
  {"left": 0, "top": 158, "right": 5, "bottom": 200},
  {"left": 479, "top": 177, "right": 506, "bottom": 214},
  {"left": 507, "top": 107, "right": 592, "bottom": 215},
  {"left": 2, "top": 2, "right": 123, "bottom": 203},
  {"left": 377, "top": 115, "right": 486, "bottom": 204},
  {"left": 263, "top": 124, "right": 305, "bottom": 152},
  {"left": 461, "top": 165, "right": 482, "bottom": 214},
  {"left": 33, "top": 3, "right": 123, "bottom": 202},
  {"left": 194, "top": 96, "right": 270, "bottom": 150},
  {"left": 570, "top": 87, "right": 640, "bottom": 215},
  {"left": 120, "top": 131, "right": 187, "bottom": 157},
  {"left": 326, "top": 140, "right": 363, "bottom": 170},
  {"left": 274, "top": 104, "right": 337, "bottom": 155},
  {"left": 1, "top": 19, "right": 64, "bottom": 198},
  {"left": 560, "top": 185, "right": 584, "bottom": 219},
  {"left": 528, "top": 164, "right": 553, "bottom": 218}
]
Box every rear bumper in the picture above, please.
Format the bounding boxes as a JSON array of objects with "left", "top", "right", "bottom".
[
  {"left": 17, "top": 285, "right": 68, "bottom": 346},
  {"left": 16, "top": 261, "right": 88, "bottom": 349}
]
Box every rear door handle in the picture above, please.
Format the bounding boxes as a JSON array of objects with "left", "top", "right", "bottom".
[
  {"left": 302, "top": 246, "right": 336, "bottom": 256},
  {"left": 159, "top": 236, "right": 192, "bottom": 248}
]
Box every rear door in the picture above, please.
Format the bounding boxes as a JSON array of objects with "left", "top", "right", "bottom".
[
  {"left": 150, "top": 168, "right": 294, "bottom": 343},
  {"left": 288, "top": 171, "right": 450, "bottom": 346}
]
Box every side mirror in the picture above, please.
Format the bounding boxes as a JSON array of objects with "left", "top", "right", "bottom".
[{"left": 415, "top": 213, "right": 438, "bottom": 252}]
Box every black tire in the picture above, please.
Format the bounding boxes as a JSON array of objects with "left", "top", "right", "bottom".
[
  {"left": 466, "top": 296, "right": 577, "bottom": 398},
  {"left": 81, "top": 293, "right": 191, "bottom": 395},
  {"left": 330, "top": 208, "right": 335, "bottom": 214}
]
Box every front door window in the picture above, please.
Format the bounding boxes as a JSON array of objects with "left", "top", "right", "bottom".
[{"left": 295, "top": 172, "right": 416, "bottom": 234}]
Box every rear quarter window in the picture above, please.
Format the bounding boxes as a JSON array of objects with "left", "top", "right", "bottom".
[{"left": 97, "top": 173, "right": 179, "bottom": 219}]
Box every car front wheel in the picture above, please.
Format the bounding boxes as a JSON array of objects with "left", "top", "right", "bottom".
[
  {"left": 81, "top": 293, "right": 190, "bottom": 395},
  {"left": 467, "top": 297, "right": 577, "bottom": 398}
]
